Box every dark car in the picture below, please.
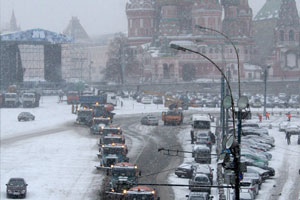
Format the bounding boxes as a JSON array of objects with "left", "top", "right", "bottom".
[
  {"left": 175, "top": 163, "right": 194, "bottom": 178},
  {"left": 6, "top": 178, "right": 28, "bottom": 198},
  {"left": 153, "top": 96, "right": 163, "bottom": 104},
  {"left": 18, "top": 112, "right": 35, "bottom": 122}
]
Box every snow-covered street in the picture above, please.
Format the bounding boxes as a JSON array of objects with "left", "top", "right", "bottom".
[{"left": 1, "top": 96, "right": 300, "bottom": 200}]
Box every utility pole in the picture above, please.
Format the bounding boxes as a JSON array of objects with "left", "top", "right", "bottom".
[{"left": 263, "top": 66, "right": 271, "bottom": 116}]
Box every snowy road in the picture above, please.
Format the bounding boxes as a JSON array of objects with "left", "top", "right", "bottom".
[{"left": 1, "top": 96, "right": 299, "bottom": 200}]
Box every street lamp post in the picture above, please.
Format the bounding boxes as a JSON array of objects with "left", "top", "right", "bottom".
[{"left": 263, "top": 66, "right": 271, "bottom": 116}]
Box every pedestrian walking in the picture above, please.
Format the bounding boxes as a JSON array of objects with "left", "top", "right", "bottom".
[
  {"left": 258, "top": 113, "right": 262, "bottom": 123},
  {"left": 265, "top": 112, "right": 270, "bottom": 120},
  {"left": 286, "top": 112, "right": 291, "bottom": 121},
  {"left": 286, "top": 132, "right": 291, "bottom": 145}
]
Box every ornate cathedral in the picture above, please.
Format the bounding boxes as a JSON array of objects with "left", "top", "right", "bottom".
[{"left": 125, "top": 0, "right": 300, "bottom": 82}]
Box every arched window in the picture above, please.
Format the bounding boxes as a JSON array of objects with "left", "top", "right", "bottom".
[
  {"left": 280, "top": 30, "right": 284, "bottom": 41},
  {"left": 289, "top": 30, "right": 295, "bottom": 41}
]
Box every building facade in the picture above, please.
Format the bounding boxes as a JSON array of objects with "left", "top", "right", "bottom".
[
  {"left": 126, "top": 0, "right": 300, "bottom": 82},
  {"left": 126, "top": 0, "right": 255, "bottom": 83}
]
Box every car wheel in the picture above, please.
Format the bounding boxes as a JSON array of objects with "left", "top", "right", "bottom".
[
  {"left": 18, "top": 118, "right": 21, "bottom": 122},
  {"left": 33, "top": 117, "right": 35, "bottom": 120}
]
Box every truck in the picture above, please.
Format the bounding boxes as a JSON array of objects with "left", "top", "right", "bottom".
[
  {"left": 106, "top": 92, "right": 117, "bottom": 106},
  {"left": 92, "top": 104, "right": 115, "bottom": 120},
  {"left": 162, "top": 109, "right": 183, "bottom": 125},
  {"left": 22, "top": 93, "right": 36, "bottom": 108},
  {"left": 124, "top": 186, "right": 160, "bottom": 200},
  {"left": 79, "top": 95, "right": 106, "bottom": 107},
  {"left": 106, "top": 162, "right": 140, "bottom": 198},
  {"left": 190, "top": 115, "right": 214, "bottom": 145},
  {"left": 76, "top": 108, "right": 93, "bottom": 126},
  {"left": 90, "top": 117, "right": 111, "bottom": 135},
  {"left": 67, "top": 91, "right": 79, "bottom": 104},
  {"left": 99, "top": 134, "right": 125, "bottom": 146},
  {"left": 97, "top": 143, "right": 129, "bottom": 168},
  {"left": 4, "top": 93, "right": 19, "bottom": 107}
]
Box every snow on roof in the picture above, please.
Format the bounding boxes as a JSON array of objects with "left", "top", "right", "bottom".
[
  {"left": 254, "top": 0, "right": 283, "bottom": 21},
  {"left": 243, "top": 63, "right": 262, "bottom": 71}
]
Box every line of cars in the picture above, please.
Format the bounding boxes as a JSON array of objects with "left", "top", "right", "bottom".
[
  {"left": 174, "top": 114, "right": 216, "bottom": 200},
  {"left": 134, "top": 91, "right": 300, "bottom": 109},
  {"left": 228, "top": 122, "right": 276, "bottom": 200}
]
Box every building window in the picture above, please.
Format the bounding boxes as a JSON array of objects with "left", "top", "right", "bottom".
[
  {"left": 289, "top": 30, "right": 294, "bottom": 41},
  {"left": 140, "top": 19, "right": 144, "bottom": 28},
  {"left": 280, "top": 30, "right": 284, "bottom": 41},
  {"left": 202, "top": 47, "right": 206, "bottom": 54}
]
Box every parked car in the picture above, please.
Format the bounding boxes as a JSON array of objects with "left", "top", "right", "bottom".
[
  {"left": 189, "top": 174, "right": 211, "bottom": 194},
  {"left": 175, "top": 163, "right": 194, "bottom": 178},
  {"left": 240, "top": 178, "right": 259, "bottom": 197},
  {"left": 192, "top": 164, "right": 214, "bottom": 184},
  {"left": 247, "top": 166, "right": 270, "bottom": 181},
  {"left": 153, "top": 96, "right": 163, "bottom": 104},
  {"left": 243, "top": 172, "right": 262, "bottom": 189},
  {"left": 6, "top": 178, "right": 28, "bottom": 198},
  {"left": 18, "top": 112, "right": 35, "bottom": 122},
  {"left": 141, "top": 115, "right": 159, "bottom": 126},
  {"left": 141, "top": 96, "right": 152, "bottom": 104}
]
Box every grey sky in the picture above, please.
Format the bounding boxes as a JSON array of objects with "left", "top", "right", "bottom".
[{"left": 0, "top": 0, "right": 299, "bottom": 36}]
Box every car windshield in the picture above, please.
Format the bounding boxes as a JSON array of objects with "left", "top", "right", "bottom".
[
  {"left": 194, "top": 121, "right": 210, "bottom": 129},
  {"left": 103, "top": 137, "right": 122, "bottom": 144},
  {"left": 103, "top": 147, "right": 125, "bottom": 154},
  {"left": 195, "top": 177, "right": 208, "bottom": 182},
  {"left": 103, "top": 129, "right": 120, "bottom": 135},
  {"left": 112, "top": 168, "right": 136, "bottom": 177},
  {"left": 8, "top": 179, "right": 25, "bottom": 186}
]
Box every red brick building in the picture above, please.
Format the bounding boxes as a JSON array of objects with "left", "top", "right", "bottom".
[{"left": 125, "top": 0, "right": 298, "bottom": 83}]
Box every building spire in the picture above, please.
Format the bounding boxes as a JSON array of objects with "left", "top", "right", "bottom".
[{"left": 9, "top": 10, "right": 19, "bottom": 32}]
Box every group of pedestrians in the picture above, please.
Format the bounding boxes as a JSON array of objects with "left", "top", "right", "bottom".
[{"left": 257, "top": 111, "right": 292, "bottom": 123}]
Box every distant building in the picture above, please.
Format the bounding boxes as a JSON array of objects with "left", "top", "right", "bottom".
[
  {"left": 253, "top": 0, "right": 300, "bottom": 79},
  {"left": 1, "top": 10, "right": 21, "bottom": 33},
  {"left": 62, "top": 17, "right": 108, "bottom": 83},
  {"left": 63, "top": 17, "right": 90, "bottom": 42},
  {"left": 125, "top": 0, "right": 254, "bottom": 83}
]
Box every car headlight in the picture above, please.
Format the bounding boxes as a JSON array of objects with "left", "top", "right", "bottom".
[{"left": 21, "top": 190, "right": 26, "bottom": 194}]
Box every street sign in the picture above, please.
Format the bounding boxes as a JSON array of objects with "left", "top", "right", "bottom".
[
  {"left": 223, "top": 95, "right": 232, "bottom": 109},
  {"left": 238, "top": 96, "right": 249, "bottom": 109}
]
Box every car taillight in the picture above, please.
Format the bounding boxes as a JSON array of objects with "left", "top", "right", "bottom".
[
  {"left": 207, "top": 142, "right": 211, "bottom": 145},
  {"left": 250, "top": 187, "right": 254, "bottom": 191}
]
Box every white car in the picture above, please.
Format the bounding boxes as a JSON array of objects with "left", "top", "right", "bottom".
[{"left": 141, "top": 97, "right": 152, "bottom": 104}]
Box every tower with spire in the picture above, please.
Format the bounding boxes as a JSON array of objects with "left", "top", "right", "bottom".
[
  {"left": 221, "top": 0, "right": 253, "bottom": 38},
  {"left": 9, "top": 10, "right": 20, "bottom": 32},
  {"left": 126, "top": 0, "right": 156, "bottom": 44}
]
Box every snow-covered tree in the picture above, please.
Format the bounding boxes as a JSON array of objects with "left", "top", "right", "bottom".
[{"left": 105, "top": 33, "right": 140, "bottom": 84}]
